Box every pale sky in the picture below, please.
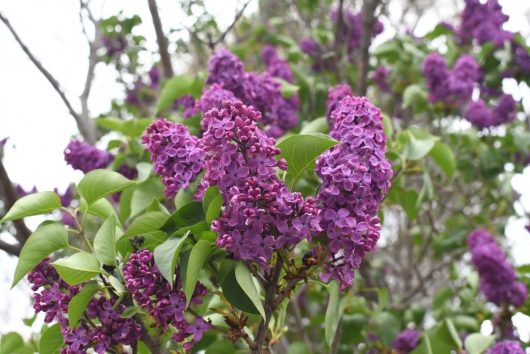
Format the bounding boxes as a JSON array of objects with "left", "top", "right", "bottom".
[{"left": 1, "top": 0, "right": 530, "bottom": 344}]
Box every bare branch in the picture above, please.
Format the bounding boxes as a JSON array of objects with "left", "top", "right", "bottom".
[
  {"left": 357, "top": 0, "right": 382, "bottom": 96},
  {"left": 213, "top": 0, "right": 251, "bottom": 48},
  {"left": 0, "top": 239, "right": 21, "bottom": 257},
  {"left": 0, "top": 12, "right": 98, "bottom": 144},
  {"left": 0, "top": 159, "right": 31, "bottom": 249},
  {"left": 147, "top": 0, "right": 174, "bottom": 79}
]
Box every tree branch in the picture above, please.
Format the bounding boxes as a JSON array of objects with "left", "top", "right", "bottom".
[
  {"left": 357, "top": 0, "right": 382, "bottom": 96},
  {"left": 0, "top": 12, "right": 97, "bottom": 144},
  {"left": 212, "top": 0, "right": 251, "bottom": 48},
  {"left": 147, "top": 0, "right": 174, "bottom": 79},
  {"left": 0, "top": 159, "right": 30, "bottom": 256}
]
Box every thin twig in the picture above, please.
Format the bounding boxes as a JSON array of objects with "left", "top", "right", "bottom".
[
  {"left": 0, "top": 12, "right": 97, "bottom": 144},
  {"left": 212, "top": 0, "right": 251, "bottom": 48},
  {"left": 357, "top": 0, "right": 382, "bottom": 96},
  {"left": 147, "top": 0, "right": 174, "bottom": 79}
]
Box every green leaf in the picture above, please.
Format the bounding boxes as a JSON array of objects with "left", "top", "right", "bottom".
[
  {"left": 184, "top": 240, "right": 212, "bottom": 306},
  {"left": 52, "top": 252, "right": 101, "bottom": 285},
  {"left": 68, "top": 282, "right": 99, "bottom": 327},
  {"left": 1, "top": 191, "right": 61, "bottom": 223},
  {"left": 97, "top": 117, "right": 152, "bottom": 137},
  {"left": 400, "top": 129, "right": 440, "bottom": 160},
  {"left": 277, "top": 78, "right": 300, "bottom": 98},
  {"left": 12, "top": 222, "right": 69, "bottom": 287},
  {"left": 287, "top": 342, "right": 310, "bottom": 354},
  {"left": 80, "top": 198, "right": 117, "bottom": 220},
  {"left": 203, "top": 187, "right": 223, "bottom": 223},
  {"left": 130, "top": 178, "right": 164, "bottom": 217},
  {"left": 0, "top": 333, "right": 24, "bottom": 354},
  {"left": 154, "top": 234, "right": 189, "bottom": 285},
  {"left": 277, "top": 133, "right": 339, "bottom": 189},
  {"left": 429, "top": 142, "right": 456, "bottom": 179},
  {"left": 162, "top": 201, "right": 205, "bottom": 234},
  {"left": 78, "top": 169, "right": 135, "bottom": 205},
  {"left": 234, "top": 263, "right": 265, "bottom": 319},
  {"left": 124, "top": 211, "right": 169, "bottom": 237},
  {"left": 325, "top": 281, "right": 340, "bottom": 347},
  {"left": 204, "top": 339, "right": 237, "bottom": 354},
  {"left": 108, "top": 275, "right": 127, "bottom": 295},
  {"left": 373, "top": 312, "right": 401, "bottom": 345},
  {"left": 402, "top": 84, "right": 428, "bottom": 111},
  {"left": 39, "top": 324, "right": 63, "bottom": 354},
  {"left": 156, "top": 74, "right": 195, "bottom": 113},
  {"left": 388, "top": 187, "right": 420, "bottom": 220},
  {"left": 464, "top": 333, "right": 495, "bottom": 354},
  {"left": 382, "top": 113, "right": 393, "bottom": 138},
  {"left": 93, "top": 217, "right": 117, "bottom": 266},
  {"left": 136, "top": 162, "right": 152, "bottom": 182},
  {"left": 221, "top": 266, "right": 261, "bottom": 315},
  {"left": 300, "top": 117, "right": 328, "bottom": 134}
]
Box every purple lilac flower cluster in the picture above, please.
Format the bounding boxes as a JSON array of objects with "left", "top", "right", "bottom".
[
  {"left": 513, "top": 44, "right": 530, "bottom": 75},
  {"left": 487, "top": 341, "right": 525, "bottom": 354},
  {"left": 326, "top": 84, "right": 353, "bottom": 120},
  {"left": 422, "top": 53, "right": 480, "bottom": 105},
  {"left": 200, "top": 101, "right": 321, "bottom": 265},
  {"left": 195, "top": 83, "right": 237, "bottom": 114},
  {"left": 123, "top": 250, "right": 210, "bottom": 351},
  {"left": 316, "top": 96, "right": 392, "bottom": 289},
  {"left": 261, "top": 45, "right": 294, "bottom": 82},
  {"left": 203, "top": 48, "right": 298, "bottom": 137},
  {"left": 101, "top": 35, "right": 127, "bottom": 58},
  {"left": 141, "top": 119, "right": 205, "bottom": 198},
  {"left": 373, "top": 66, "right": 391, "bottom": 92},
  {"left": 64, "top": 140, "right": 113, "bottom": 174},
  {"left": 464, "top": 94, "right": 517, "bottom": 129},
  {"left": 28, "top": 259, "right": 142, "bottom": 354},
  {"left": 299, "top": 37, "right": 335, "bottom": 72},
  {"left": 459, "top": 0, "right": 512, "bottom": 46},
  {"left": 468, "top": 229, "right": 527, "bottom": 307},
  {"left": 173, "top": 94, "right": 198, "bottom": 118},
  {"left": 392, "top": 329, "right": 421, "bottom": 354},
  {"left": 330, "top": 7, "right": 384, "bottom": 57}
]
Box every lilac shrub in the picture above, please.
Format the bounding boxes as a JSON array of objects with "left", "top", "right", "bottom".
[
  {"left": 316, "top": 95, "right": 392, "bottom": 289},
  {"left": 64, "top": 140, "right": 113, "bottom": 174},
  {"left": 200, "top": 101, "right": 321, "bottom": 264},
  {"left": 468, "top": 229, "right": 527, "bottom": 307}
]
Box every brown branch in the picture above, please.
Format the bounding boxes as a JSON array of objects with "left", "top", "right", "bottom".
[
  {"left": 0, "top": 239, "right": 21, "bottom": 257},
  {"left": 212, "top": 0, "right": 251, "bottom": 48},
  {"left": 333, "top": 0, "right": 345, "bottom": 81},
  {"left": 0, "top": 12, "right": 97, "bottom": 144},
  {"left": 0, "top": 159, "right": 31, "bottom": 249},
  {"left": 357, "top": 0, "right": 382, "bottom": 96},
  {"left": 147, "top": 0, "right": 174, "bottom": 79}
]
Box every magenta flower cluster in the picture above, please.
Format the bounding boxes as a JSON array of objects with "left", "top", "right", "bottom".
[
  {"left": 141, "top": 119, "right": 205, "bottom": 198},
  {"left": 464, "top": 94, "right": 517, "bottom": 129},
  {"left": 422, "top": 53, "right": 480, "bottom": 105},
  {"left": 459, "top": 0, "right": 512, "bottom": 46},
  {"left": 123, "top": 250, "right": 210, "bottom": 351},
  {"left": 326, "top": 84, "right": 353, "bottom": 121},
  {"left": 204, "top": 48, "right": 298, "bottom": 137},
  {"left": 392, "top": 329, "right": 421, "bottom": 354},
  {"left": 316, "top": 95, "right": 392, "bottom": 289},
  {"left": 64, "top": 140, "right": 113, "bottom": 174},
  {"left": 28, "top": 259, "right": 142, "bottom": 354},
  {"left": 299, "top": 37, "right": 334, "bottom": 72},
  {"left": 195, "top": 83, "right": 237, "bottom": 114},
  {"left": 487, "top": 341, "right": 525, "bottom": 354},
  {"left": 201, "top": 101, "right": 321, "bottom": 265},
  {"left": 468, "top": 229, "right": 527, "bottom": 307},
  {"left": 173, "top": 94, "right": 198, "bottom": 118}
]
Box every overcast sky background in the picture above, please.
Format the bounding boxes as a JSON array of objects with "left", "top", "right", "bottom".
[{"left": 1, "top": 0, "right": 530, "bottom": 344}]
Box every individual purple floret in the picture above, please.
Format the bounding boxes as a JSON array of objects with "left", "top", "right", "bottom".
[
  {"left": 316, "top": 96, "right": 392, "bottom": 290},
  {"left": 326, "top": 84, "right": 354, "bottom": 121},
  {"left": 373, "top": 66, "right": 391, "bottom": 92},
  {"left": 195, "top": 83, "right": 237, "bottom": 114},
  {"left": 392, "top": 329, "right": 421, "bottom": 354},
  {"left": 123, "top": 250, "right": 210, "bottom": 351},
  {"left": 487, "top": 340, "right": 525, "bottom": 354},
  {"left": 200, "top": 101, "right": 321, "bottom": 265},
  {"left": 206, "top": 48, "right": 246, "bottom": 96},
  {"left": 173, "top": 94, "right": 198, "bottom": 118},
  {"left": 141, "top": 119, "right": 205, "bottom": 198},
  {"left": 64, "top": 140, "right": 113, "bottom": 174},
  {"left": 459, "top": 0, "right": 513, "bottom": 46},
  {"left": 468, "top": 229, "right": 528, "bottom": 307}
]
